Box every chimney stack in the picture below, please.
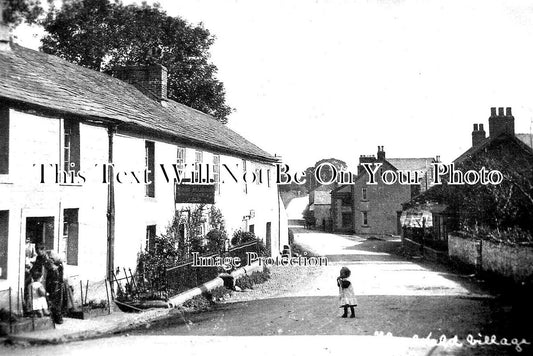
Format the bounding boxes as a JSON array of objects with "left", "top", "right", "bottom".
[
  {"left": 357, "top": 154, "right": 376, "bottom": 175},
  {"left": 377, "top": 145, "right": 386, "bottom": 160},
  {"left": 488, "top": 106, "right": 514, "bottom": 137},
  {"left": 472, "top": 123, "right": 486, "bottom": 146},
  {"left": 0, "top": 22, "right": 11, "bottom": 52},
  {"left": 112, "top": 64, "right": 168, "bottom": 106}
]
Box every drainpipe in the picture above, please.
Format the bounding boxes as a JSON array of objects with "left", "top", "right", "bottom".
[
  {"left": 106, "top": 125, "right": 116, "bottom": 282},
  {"left": 278, "top": 189, "right": 281, "bottom": 255}
]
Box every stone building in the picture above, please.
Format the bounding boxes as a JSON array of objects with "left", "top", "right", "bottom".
[
  {"left": 331, "top": 146, "right": 435, "bottom": 235},
  {"left": 308, "top": 183, "right": 336, "bottom": 230}
]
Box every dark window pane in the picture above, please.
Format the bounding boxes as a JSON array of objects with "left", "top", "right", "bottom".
[
  {"left": 0, "top": 211, "right": 8, "bottom": 279},
  {"left": 64, "top": 209, "right": 79, "bottom": 265},
  {"left": 145, "top": 141, "right": 155, "bottom": 197}
]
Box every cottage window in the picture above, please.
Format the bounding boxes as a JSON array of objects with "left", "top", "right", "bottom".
[
  {"left": 146, "top": 225, "right": 156, "bottom": 252},
  {"left": 145, "top": 141, "right": 155, "bottom": 197},
  {"left": 177, "top": 147, "right": 186, "bottom": 174},
  {"left": 63, "top": 209, "right": 79, "bottom": 266},
  {"left": 361, "top": 211, "right": 368, "bottom": 226},
  {"left": 0, "top": 106, "right": 9, "bottom": 174},
  {"left": 249, "top": 224, "right": 254, "bottom": 234},
  {"left": 194, "top": 150, "right": 203, "bottom": 182},
  {"left": 267, "top": 169, "right": 271, "bottom": 188},
  {"left": 213, "top": 154, "right": 220, "bottom": 194},
  {"left": 63, "top": 119, "right": 80, "bottom": 174},
  {"left": 361, "top": 188, "right": 367, "bottom": 201},
  {"left": 0, "top": 211, "right": 8, "bottom": 279}
]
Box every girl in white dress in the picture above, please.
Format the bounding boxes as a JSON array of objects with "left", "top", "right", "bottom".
[
  {"left": 337, "top": 266, "right": 358, "bottom": 318},
  {"left": 29, "top": 272, "right": 49, "bottom": 317}
]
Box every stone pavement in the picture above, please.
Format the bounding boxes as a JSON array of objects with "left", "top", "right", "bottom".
[
  {"left": 2, "top": 262, "right": 262, "bottom": 345},
  {"left": 4, "top": 307, "right": 172, "bottom": 345}
]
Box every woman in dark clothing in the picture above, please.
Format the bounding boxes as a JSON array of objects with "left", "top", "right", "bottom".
[
  {"left": 31, "top": 245, "right": 65, "bottom": 324},
  {"left": 45, "top": 252, "right": 64, "bottom": 324}
]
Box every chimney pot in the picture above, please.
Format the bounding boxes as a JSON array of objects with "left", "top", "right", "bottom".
[
  {"left": 473, "top": 124, "right": 478, "bottom": 131},
  {"left": 498, "top": 107, "right": 504, "bottom": 116},
  {"left": 0, "top": 23, "right": 11, "bottom": 51},
  {"left": 490, "top": 107, "right": 496, "bottom": 117},
  {"left": 377, "top": 146, "right": 385, "bottom": 160},
  {"left": 479, "top": 123, "right": 484, "bottom": 131},
  {"left": 506, "top": 107, "right": 512, "bottom": 116}
]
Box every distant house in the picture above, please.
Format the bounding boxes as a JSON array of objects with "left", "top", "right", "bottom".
[
  {"left": 403, "top": 107, "right": 533, "bottom": 247},
  {"left": 332, "top": 146, "right": 436, "bottom": 235},
  {"left": 0, "top": 27, "right": 288, "bottom": 313},
  {"left": 308, "top": 183, "right": 336, "bottom": 230}
]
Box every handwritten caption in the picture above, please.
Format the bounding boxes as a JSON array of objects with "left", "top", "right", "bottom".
[{"left": 374, "top": 331, "right": 531, "bottom": 352}]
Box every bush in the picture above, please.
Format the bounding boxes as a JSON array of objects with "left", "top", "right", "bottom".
[
  {"left": 181, "top": 294, "right": 212, "bottom": 311},
  {"left": 235, "top": 269, "right": 270, "bottom": 290},
  {"left": 256, "top": 240, "right": 268, "bottom": 257},
  {"left": 288, "top": 228, "right": 294, "bottom": 245},
  {"left": 231, "top": 230, "right": 256, "bottom": 246},
  {"left": 302, "top": 206, "right": 315, "bottom": 227},
  {"left": 460, "top": 225, "right": 533, "bottom": 245},
  {"left": 205, "top": 285, "right": 232, "bottom": 301},
  {"left": 205, "top": 229, "right": 228, "bottom": 254}
]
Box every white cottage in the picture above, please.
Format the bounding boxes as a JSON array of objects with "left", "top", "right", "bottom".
[{"left": 0, "top": 28, "right": 288, "bottom": 311}]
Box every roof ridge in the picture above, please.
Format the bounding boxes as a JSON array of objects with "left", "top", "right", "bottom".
[{"left": 1, "top": 42, "right": 275, "bottom": 162}]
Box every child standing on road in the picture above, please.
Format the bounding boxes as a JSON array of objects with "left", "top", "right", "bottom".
[{"left": 337, "top": 266, "right": 357, "bottom": 318}]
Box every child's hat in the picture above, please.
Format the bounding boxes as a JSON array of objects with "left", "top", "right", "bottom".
[{"left": 340, "top": 266, "right": 351, "bottom": 278}]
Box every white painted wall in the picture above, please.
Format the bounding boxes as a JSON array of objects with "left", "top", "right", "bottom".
[{"left": 0, "top": 107, "right": 288, "bottom": 311}]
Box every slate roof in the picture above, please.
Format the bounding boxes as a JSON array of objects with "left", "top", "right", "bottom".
[
  {"left": 0, "top": 43, "right": 276, "bottom": 162},
  {"left": 454, "top": 133, "right": 533, "bottom": 164},
  {"left": 386, "top": 158, "right": 434, "bottom": 171}
]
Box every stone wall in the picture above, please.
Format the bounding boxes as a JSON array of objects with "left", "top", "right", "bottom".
[
  {"left": 482, "top": 240, "right": 533, "bottom": 283},
  {"left": 448, "top": 233, "right": 533, "bottom": 283},
  {"left": 448, "top": 233, "right": 481, "bottom": 269}
]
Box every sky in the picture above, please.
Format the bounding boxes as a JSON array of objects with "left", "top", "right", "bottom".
[{"left": 13, "top": 0, "right": 533, "bottom": 172}]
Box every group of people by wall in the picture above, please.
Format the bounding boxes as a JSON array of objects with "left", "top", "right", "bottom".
[{"left": 25, "top": 238, "right": 67, "bottom": 324}]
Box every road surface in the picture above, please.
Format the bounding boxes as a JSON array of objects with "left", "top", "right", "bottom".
[{"left": 5, "top": 230, "right": 532, "bottom": 355}]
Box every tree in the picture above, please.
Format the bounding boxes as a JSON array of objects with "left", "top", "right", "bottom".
[
  {"left": 408, "top": 138, "right": 533, "bottom": 240},
  {"left": 307, "top": 158, "right": 348, "bottom": 191},
  {"left": 40, "top": 0, "right": 233, "bottom": 123},
  {"left": 1, "top": 0, "right": 45, "bottom": 25}
]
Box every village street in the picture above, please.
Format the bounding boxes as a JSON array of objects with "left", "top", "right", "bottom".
[{"left": 6, "top": 229, "right": 532, "bottom": 356}]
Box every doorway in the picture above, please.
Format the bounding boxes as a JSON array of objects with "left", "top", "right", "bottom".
[
  {"left": 265, "top": 222, "right": 271, "bottom": 255},
  {"left": 26, "top": 217, "right": 55, "bottom": 250}
]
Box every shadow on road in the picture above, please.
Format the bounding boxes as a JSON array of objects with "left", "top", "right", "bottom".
[{"left": 130, "top": 294, "right": 532, "bottom": 344}]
